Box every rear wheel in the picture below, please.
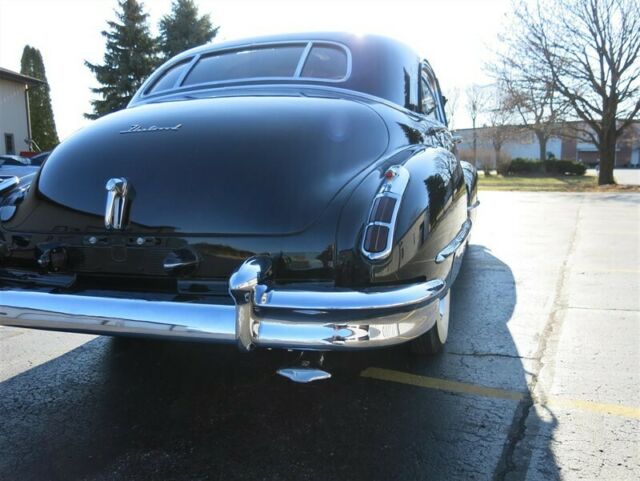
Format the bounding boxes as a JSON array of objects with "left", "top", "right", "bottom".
[{"left": 410, "top": 289, "right": 450, "bottom": 355}]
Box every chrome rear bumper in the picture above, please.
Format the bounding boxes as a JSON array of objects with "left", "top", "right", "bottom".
[{"left": 0, "top": 257, "right": 445, "bottom": 351}]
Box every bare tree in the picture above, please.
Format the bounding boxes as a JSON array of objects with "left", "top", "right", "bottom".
[
  {"left": 465, "top": 84, "right": 490, "bottom": 167},
  {"left": 444, "top": 87, "right": 460, "bottom": 130},
  {"left": 511, "top": 0, "right": 640, "bottom": 184},
  {"left": 481, "top": 86, "right": 518, "bottom": 174},
  {"left": 489, "top": 41, "right": 568, "bottom": 161}
]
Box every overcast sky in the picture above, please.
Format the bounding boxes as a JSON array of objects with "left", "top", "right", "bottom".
[{"left": 0, "top": 0, "right": 512, "bottom": 140}]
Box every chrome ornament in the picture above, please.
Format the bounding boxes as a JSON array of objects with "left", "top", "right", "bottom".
[
  {"left": 104, "top": 177, "right": 131, "bottom": 230},
  {"left": 119, "top": 124, "right": 182, "bottom": 134}
]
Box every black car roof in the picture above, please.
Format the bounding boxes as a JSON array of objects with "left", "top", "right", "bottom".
[{"left": 130, "top": 32, "right": 425, "bottom": 111}]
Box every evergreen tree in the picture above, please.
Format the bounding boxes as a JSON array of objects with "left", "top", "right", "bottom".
[
  {"left": 20, "top": 46, "right": 59, "bottom": 150},
  {"left": 85, "top": 0, "right": 157, "bottom": 119},
  {"left": 159, "top": 0, "right": 218, "bottom": 60}
]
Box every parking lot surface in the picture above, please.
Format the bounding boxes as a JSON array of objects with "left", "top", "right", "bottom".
[{"left": 1, "top": 191, "right": 638, "bottom": 481}]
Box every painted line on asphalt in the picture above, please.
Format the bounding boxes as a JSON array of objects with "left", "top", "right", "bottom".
[
  {"left": 361, "top": 367, "right": 640, "bottom": 420},
  {"left": 545, "top": 398, "right": 640, "bottom": 420},
  {"left": 360, "top": 367, "right": 525, "bottom": 402}
]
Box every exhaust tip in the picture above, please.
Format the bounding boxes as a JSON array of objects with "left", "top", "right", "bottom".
[{"left": 277, "top": 367, "right": 332, "bottom": 383}]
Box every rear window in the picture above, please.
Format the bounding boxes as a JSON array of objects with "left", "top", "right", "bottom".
[
  {"left": 183, "top": 45, "right": 306, "bottom": 86},
  {"left": 147, "top": 59, "right": 191, "bottom": 94},
  {"left": 301, "top": 45, "right": 348, "bottom": 80}
]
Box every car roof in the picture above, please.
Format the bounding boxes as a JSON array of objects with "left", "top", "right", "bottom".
[
  {"left": 175, "top": 32, "right": 417, "bottom": 59},
  {"left": 130, "top": 32, "right": 426, "bottom": 111}
]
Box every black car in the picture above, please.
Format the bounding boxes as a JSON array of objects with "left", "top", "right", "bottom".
[{"left": 0, "top": 33, "right": 478, "bottom": 381}]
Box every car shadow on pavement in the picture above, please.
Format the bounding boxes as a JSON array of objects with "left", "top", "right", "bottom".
[{"left": 0, "top": 245, "right": 559, "bottom": 481}]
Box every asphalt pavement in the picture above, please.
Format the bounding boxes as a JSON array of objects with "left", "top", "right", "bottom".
[{"left": 1, "top": 191, "right": 638, "bottom": 481}]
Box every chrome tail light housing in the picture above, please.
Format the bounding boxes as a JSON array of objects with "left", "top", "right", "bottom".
[{"left": 361, "top": 165, "right": 410, "bottom": 261}]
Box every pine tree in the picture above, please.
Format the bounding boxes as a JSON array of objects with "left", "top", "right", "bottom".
[
  {"left": 159, "top": 0, "right": 218, "bottom": 60},
  {"left": 20, "top": 46, "right": 59, "bottom": 150},
  {"left": 85, "top": 0, "right": 157, "bottom": 119}
]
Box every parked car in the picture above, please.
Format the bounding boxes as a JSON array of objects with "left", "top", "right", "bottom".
[
  {"left": 0, "top": 155, "right": 37, "bottom": 196},
  {"left": 0, "top": 33, "right": 478, "bottom": 380},
  {"left": 28, "top": 151, "right": 51, "bottom": 167},
  {"left": 0, "top": 154, "right": 31, "bottom": 166}
]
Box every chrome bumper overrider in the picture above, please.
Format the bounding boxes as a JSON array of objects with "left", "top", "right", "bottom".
[{"left": 0, "top": 257, "right": 446, "bottom": 351}]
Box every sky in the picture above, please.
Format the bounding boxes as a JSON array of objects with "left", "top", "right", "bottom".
[{"left": 0, "top": 0, "right": 513, "bottom": 140}]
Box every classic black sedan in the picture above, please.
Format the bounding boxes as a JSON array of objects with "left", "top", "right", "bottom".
[{"left": 0, "top": 33, "right": 477, "bottom": 379}]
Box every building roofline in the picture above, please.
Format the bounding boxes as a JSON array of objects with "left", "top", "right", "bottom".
[
  {"left": 0, "top": 66, "right": 46, "bottom": 86},
  {"left": 454, "top": 118, "right": 640, "bottom": 133}
]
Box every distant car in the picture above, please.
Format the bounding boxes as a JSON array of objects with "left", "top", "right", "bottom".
[
  {"left": 0, "top": 33, "right": 478, "bottom": 376},
  {"left": 28, "top": 151, "right": 51, "bottom": 167},
  {"left": 0, "top": 154, "right": 37, "bottom": 185},
  {"left": 0, "top": 154, "right": 30, "bottom": 166}
]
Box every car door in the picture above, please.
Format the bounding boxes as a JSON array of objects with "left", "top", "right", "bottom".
[{"left": 419, "top": 62, "right": 468, "bottom": 272}]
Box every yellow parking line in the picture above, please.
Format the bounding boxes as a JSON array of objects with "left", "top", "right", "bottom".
[
  {"left": 360, "top": 367, "right": 525, "bottom": 402},
  {"left": 545, "top": 398, "right": 640, "bottom": 420},
  {"left": 360, "top": 367, "right": 640, "bottom": 420}
]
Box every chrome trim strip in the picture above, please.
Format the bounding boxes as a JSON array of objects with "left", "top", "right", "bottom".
[
  {"left": 134, "top": 83, "right": 423, "bottom": 122},
  {"left": 0, "top": 176, "right": 19, "bottom": 194},
  {"left": 174, "top": 54, "right": 200, "bottom": 90},
  {"left": 260, "top": 281, "right": 443, "bottom": 310},
  {"left": 467, "top": 199, "right": 480, "bottom": 212},
  {"left": 361, "top": 166, "right": 410, "bottom": 261},
  {"left": 294, "top": 42, "right": 313, "bottom": 77},
  {"left": 0, "top": 258, "right": 446, "bottom": 351},
  {"left": 435, "top": 218, "right": 472, "bottom": 264}
]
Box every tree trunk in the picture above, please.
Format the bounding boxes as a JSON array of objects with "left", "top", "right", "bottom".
[
  {"left": 472, "top": 118, "right": 477, "bottom": 168},
  {"left": 598, "top": 140, "right": 616, "bottom": 185},
  {"left": 537, "top": 132, "right": 548, "bottom": 162},
  {"left": 489, "top": 145, "right": 499, "bottom": 175},
  {"left": 597, "top": 121, "right": 616, "bottom": 185}
]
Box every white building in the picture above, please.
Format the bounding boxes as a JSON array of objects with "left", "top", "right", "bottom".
[
  {"left": 0, "top": 66, "right": 44, "bottom": 155},
  {"left": 456, "top": 122, "right": 640, "bottom": 167}
]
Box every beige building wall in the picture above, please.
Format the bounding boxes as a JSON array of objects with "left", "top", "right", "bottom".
[{"left": 0, "top": 77, "right": 30, "bottom": 154}]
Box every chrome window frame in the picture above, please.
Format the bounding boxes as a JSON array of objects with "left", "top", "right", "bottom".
[
  {"left": 420, "top": 61, "right": 447, "bottom": 125},
  {"left": 142, "top": 40, "right": 352, "bottom": 98}
]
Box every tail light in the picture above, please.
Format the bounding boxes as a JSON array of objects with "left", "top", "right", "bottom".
[{"left": 361, "top": 166, "right": 410, "bottom": 261}]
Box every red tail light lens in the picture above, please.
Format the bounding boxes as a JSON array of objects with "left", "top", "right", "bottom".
[
  {"left": 363, "top": 225, "right": 390, "bottom": 253},
  {"left": 369, "top": 197, "right": 396, "bottom": 224}
]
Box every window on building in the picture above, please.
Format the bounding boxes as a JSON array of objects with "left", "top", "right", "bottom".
[{"left": 4, "top": 133, "right": 15, "bottom": 155}]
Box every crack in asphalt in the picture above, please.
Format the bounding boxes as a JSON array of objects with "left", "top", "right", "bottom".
[
  {"left": 445, "top": 351, "right": 537, "bottom": 361},
  {"left": 493, "top": 198, "right": 584, "bottom": 481},
  {"left": 564, "top": 305, "right": 639, "bottom": 313}
]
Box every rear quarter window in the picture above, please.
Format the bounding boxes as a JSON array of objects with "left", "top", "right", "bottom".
[{"left": 147, "top": 59, "right": 191, "bottom": 94}]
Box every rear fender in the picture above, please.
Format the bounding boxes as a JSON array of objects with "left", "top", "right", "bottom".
[{"left": 336, "top": 146, "right": 465, "bottom": 286}]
